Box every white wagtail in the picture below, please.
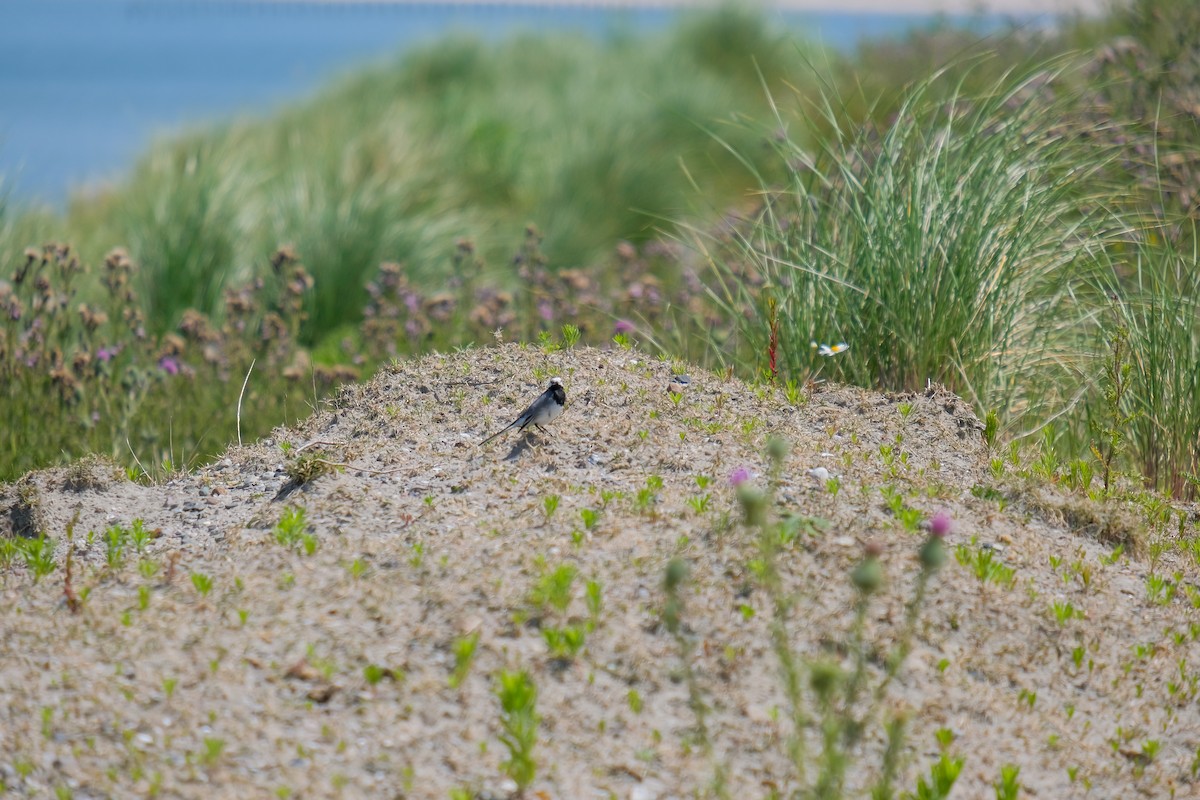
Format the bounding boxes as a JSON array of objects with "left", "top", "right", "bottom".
[{"left": 480, "top": 377, "right": 566, "bottom": 445}]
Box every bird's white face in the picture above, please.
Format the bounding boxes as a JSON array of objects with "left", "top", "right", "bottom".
[{"left": 550, "top": 377, "right": 563, "bottom": 387}]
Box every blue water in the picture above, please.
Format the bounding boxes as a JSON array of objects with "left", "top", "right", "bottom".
[{"left": 0, "top": 1, "right": 1031, "bottom": 206}]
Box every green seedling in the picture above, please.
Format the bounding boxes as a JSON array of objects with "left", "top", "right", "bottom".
[
  {"left": 17, "top": 534, "right": 56, "bottom": 583},
  {"left": 495, "top": 670, "right": 539, "bottom": 793},
  {"left": 274, "top": 506, "right": 308, "bottom": 549},
  {"left": 409, "top": 542, "right": 425, "bottom": 569},
  {"left": 449, "top": 632, "right": 480, "bottom": 689},
  {"left": 954, "top": 542, "right": 1016, "bottom": 589},
  {"left": 528, "top": 564, "right": 576, "bottom": 615},
  {"left": 585, "top": 579, "right": 603, "bottom": 628},
  {"left": 190, "top": 572, "right": 213, "bottom": 597},
  {"left": 1050, "top": 600, "right": 1084, "bottom": 625},
  {"left": 542, "top": 624, "right": 586, "bottom": 660},
  {"left": 541, "top": 494, "right": 559, "bottom": 522},
  {"left": 199, "top": 737, "right": 225, "bottom": 768},
  {"left": 579, "top": 508, "right": 599, "bottom": 530},
  {"left": 903, "top": 751, "right": 963, "bottom": 800},
  {"left": 994, "top": 764, "right": 1021, "bottom": 800}
]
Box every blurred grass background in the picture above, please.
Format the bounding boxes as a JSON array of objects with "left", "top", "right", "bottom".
[
  {"left": 10, "top": 10, "right": 818, "bottom": 337},
  {"left": 2, "top": 1, "right": 1199, "bottom": 500}
]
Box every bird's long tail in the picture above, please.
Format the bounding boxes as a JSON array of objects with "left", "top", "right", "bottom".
[{"left": 480, "top": 421, "right": 517, "bottom": 446}]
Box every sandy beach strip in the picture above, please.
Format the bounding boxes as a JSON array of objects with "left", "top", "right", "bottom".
[{"left": 240, "top": 0, "right": 1110, "bottom": 16}]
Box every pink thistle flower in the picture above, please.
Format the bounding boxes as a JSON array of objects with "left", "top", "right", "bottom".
[
  {"left": 729, "top": 467, "right": 752, "bottom": 487},
  {"left": 929, "top": 510, "right": 953, "bottom": 538}
]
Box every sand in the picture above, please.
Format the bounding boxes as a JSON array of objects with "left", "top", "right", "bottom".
[{"left": 2, "top": 343, "right": 1196, "bottom": 798}]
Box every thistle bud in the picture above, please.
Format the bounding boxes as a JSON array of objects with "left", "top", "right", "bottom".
[
  {"left": 851, "top": 553, "right": 883, "bottom": 594},
  {"left": 810, "top": 660, "right": 841, "bottom": 701},
  {"left": 664, "top": 558, "right": 689, "bottom": 592},
  {"left": 919, "top": 536, "right": 946, "bottom": 570},
  {"left": 737, "top": 486, "right": 767, "bottom": 527}
]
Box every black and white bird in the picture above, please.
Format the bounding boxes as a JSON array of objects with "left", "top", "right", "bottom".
[{"left": 480, "top": 377, "right": 566, "bottom": 445}]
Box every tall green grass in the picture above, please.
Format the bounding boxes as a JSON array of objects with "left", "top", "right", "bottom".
[
  {"left": 0, "top": 182, "right": 56, "bottom": 269},
  {"left": 1094, "top": 219, "right": 1200, "bottom": 499},
  {"left": 685, "top": 30, "right": 1200, "bottom": 498},
  {"left": 118, "top": 135, "right": 247, "bottom": 327},
  {"left": 696, "top": 63, "right": 1117, "bottom": 433}
]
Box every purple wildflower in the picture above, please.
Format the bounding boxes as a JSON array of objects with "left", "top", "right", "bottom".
[
  {"left": 158, "top": 356, "right": 180, "bottom": 376},
  {"left": 614, "top": 319, "right": 636, "bottom": 336},
  {"left": 929, "top": 510, "right": 953, "bottom": 538},
  {"left": 729, "top": 467, "right": 752, "bottom": 487},
  {"left": 538, "top": 298, "right": 554, "bottom": 323},
  {"left": 96, "top": 346, "right": 116, "bottom": 363}
]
